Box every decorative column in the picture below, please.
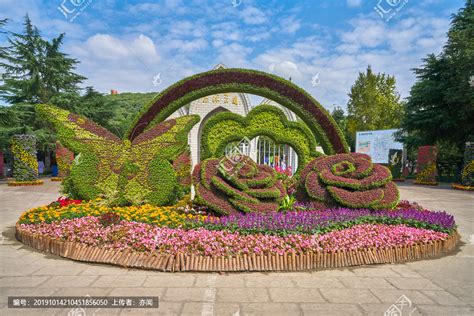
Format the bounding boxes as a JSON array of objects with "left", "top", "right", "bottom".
[
  {"left": 388, "top": 149, "right": 404, "bottom": 181},
  {"left": 414, "top": 146, "right": 438, "bottom": 185},
  {"left": 9, "top": 134, "right": 43, "bottom": 186}
]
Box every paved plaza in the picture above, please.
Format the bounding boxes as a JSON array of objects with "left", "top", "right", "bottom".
[{"left": 0, "top": 181, "right": 473, "bottom": 315}]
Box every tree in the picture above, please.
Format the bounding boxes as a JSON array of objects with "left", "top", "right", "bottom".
[
  {"left": 399, "top": 1, "right": 474, "bottom": 150},
  {"left": 346, "top": 66, "right": 403, "bottom": 148},
  {"left": 0, "top": 15, "right": 85, "bottom": 104},
  {"left": 330, "top": 106, "right": 354, "bottom": 151}
]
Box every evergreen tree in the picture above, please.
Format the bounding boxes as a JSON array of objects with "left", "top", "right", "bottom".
[
  {"left": 399, "top": 1, "right": 474, "bottom": 149},
  {"left": 0, "top": 15, "right": 85, "bottom": 104}
]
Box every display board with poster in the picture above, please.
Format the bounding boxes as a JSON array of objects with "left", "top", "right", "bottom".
[{"left": 355, "top": 129, "right": 403, "bottom": 164}]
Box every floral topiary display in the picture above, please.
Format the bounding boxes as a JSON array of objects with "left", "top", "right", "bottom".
[
  {"left": 415, "top": 146, "right": 438, "bottom": 185},
  {"left": 200, "top": 105, "right": 319, "bottom": 169},
  {"left": 15, "top": 69, "right": 460, "bottom": 273},
  {"left": 193, "top": 155, "right": 286, "bottom": 215},
  {"left": 127, "top": 68, "right": 348, "bottom": 155},
  {"left": 55, "top": 141, "right": 74, "bottom": 178},
  {"left": 297, "top": 153, "right": 399, "bottom": 210},
  {"left": 36, "top": 104, "right": 199, "bottom": 206},
  {"left": 173, "top": 149, "right": 192, "bottom": 196},
  {"left": 10, "top": 134, "right": 39, "bottom": 182},
  {"left": 388, "top": 149, "right": 404, "bottom": 181}
]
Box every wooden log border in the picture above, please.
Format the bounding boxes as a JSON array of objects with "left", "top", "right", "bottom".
[{"left": 15, "top": 223, "right": 460, "bottom": 272}]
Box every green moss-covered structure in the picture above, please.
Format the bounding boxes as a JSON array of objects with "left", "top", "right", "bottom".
[
  {"left": 200, "top": 105, "right": 319, "bottom": 169},
  {"left": 36, "top": 104, "right": 199, "bottom": 206}
]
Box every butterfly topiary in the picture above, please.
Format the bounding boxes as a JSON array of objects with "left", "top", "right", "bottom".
[{"left": 36, "top": 104, "right": 199, "bottom": 206}]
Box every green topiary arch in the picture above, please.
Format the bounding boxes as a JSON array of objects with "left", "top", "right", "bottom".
[{"left": 127, "top": 68, "right": 349, "bottom": 155}]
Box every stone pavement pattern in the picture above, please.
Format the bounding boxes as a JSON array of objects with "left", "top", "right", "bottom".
[{"left": 0, "top": 181, "right": 473, "bottom": 316}]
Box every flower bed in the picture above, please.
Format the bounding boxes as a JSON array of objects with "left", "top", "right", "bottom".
[
  {"left": 16, "top": 197, "right": 459, "bottom": 272},
  {"left": 451, "top": 183, "right": 474, "bottom": 191},
  {"left": 414, "top": 180, "right": 439, "bottom": 186},
  {"left": 8, "top": 180, "right": 44, "bottom": 186},
  {"left": 192, "top": 208, "right": 455, "bottom": 235},
  {"left": 18, "top": 217, "right": 449, "bottom": 256},
  {"left": 19, "top": 199, "right": 207, "bottom": 227}
]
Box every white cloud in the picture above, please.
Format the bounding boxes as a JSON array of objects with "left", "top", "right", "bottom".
[
  {"left": 211, "top": 22, "right": 242, "bottom": 41},
  {"left": 269, "top": 61, "right": 302, "bottom": 80},
  {"left": 78, "top": 34, "right": 159, "bottom": 61},
  {"left": 346, "top": 0, "right": 362, "bottom": 7},
  {"left": 241, "top": 6, "right": 268, "bottom": 25},
  {"left": 216, "top": 43, "right": 253, "bottom": 68},
  {"left": 167, "top": 38, "right": 208, "bottom": 52},
  {"left": 280, "top": 16, "right": 301, "bottom": 34}
]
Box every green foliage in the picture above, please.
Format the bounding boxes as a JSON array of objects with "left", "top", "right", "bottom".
[
  {"left": 0, "top": 15, "right": 85, "bottom": 104},
  {"left": 331, "top": 106, "right": 354, "bottom": 151},
  {"left": 347, "top": 66, "right": 404, "bottom": 149},
  {"left": 201, "top": 105, "right": 319, "bottom": 169},
  {"left": 436, "top": 140, "right": 463, "bottom": 182},
  {"left": 278, "top": 195, "right": 296, "bottom": 212},
  {"left": 147, "top": 158, "right": 179, "bottom": 206},
  {"left": 36, "top": 103, "right": 199, "bottom": 206},
  {"left": 0, "top": 102, "right": 56, "bottom": 151},
  {"left": 399, "top": 2, "right": 473, "bottom": 157}
]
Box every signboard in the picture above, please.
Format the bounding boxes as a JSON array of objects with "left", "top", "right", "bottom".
[{"left": 355, "top": 129, "right": 403, "bottom": 164}]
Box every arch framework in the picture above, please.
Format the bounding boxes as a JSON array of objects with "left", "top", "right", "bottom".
[{"left": 127, "top": 68, "right": 349, "bottom": 155}]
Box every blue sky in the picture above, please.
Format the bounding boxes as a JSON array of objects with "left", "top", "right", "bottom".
[{"left": 0, "top": 0, "right": 466, "bottom": 111}]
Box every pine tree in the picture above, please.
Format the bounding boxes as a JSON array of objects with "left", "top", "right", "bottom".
[
  {"left": 0, "top": 15, "right": 85, "bottom": 104},
  {"left": 399, "top": 1, "right": 474, "bottom": 149}
]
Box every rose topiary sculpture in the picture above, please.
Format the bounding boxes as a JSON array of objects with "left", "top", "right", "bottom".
[
  {"left": 297, "top": 153, "right": 399, "bottom": 210},
  {"left": 193, "top": 155, "right": 286, "bottom": 215}
]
